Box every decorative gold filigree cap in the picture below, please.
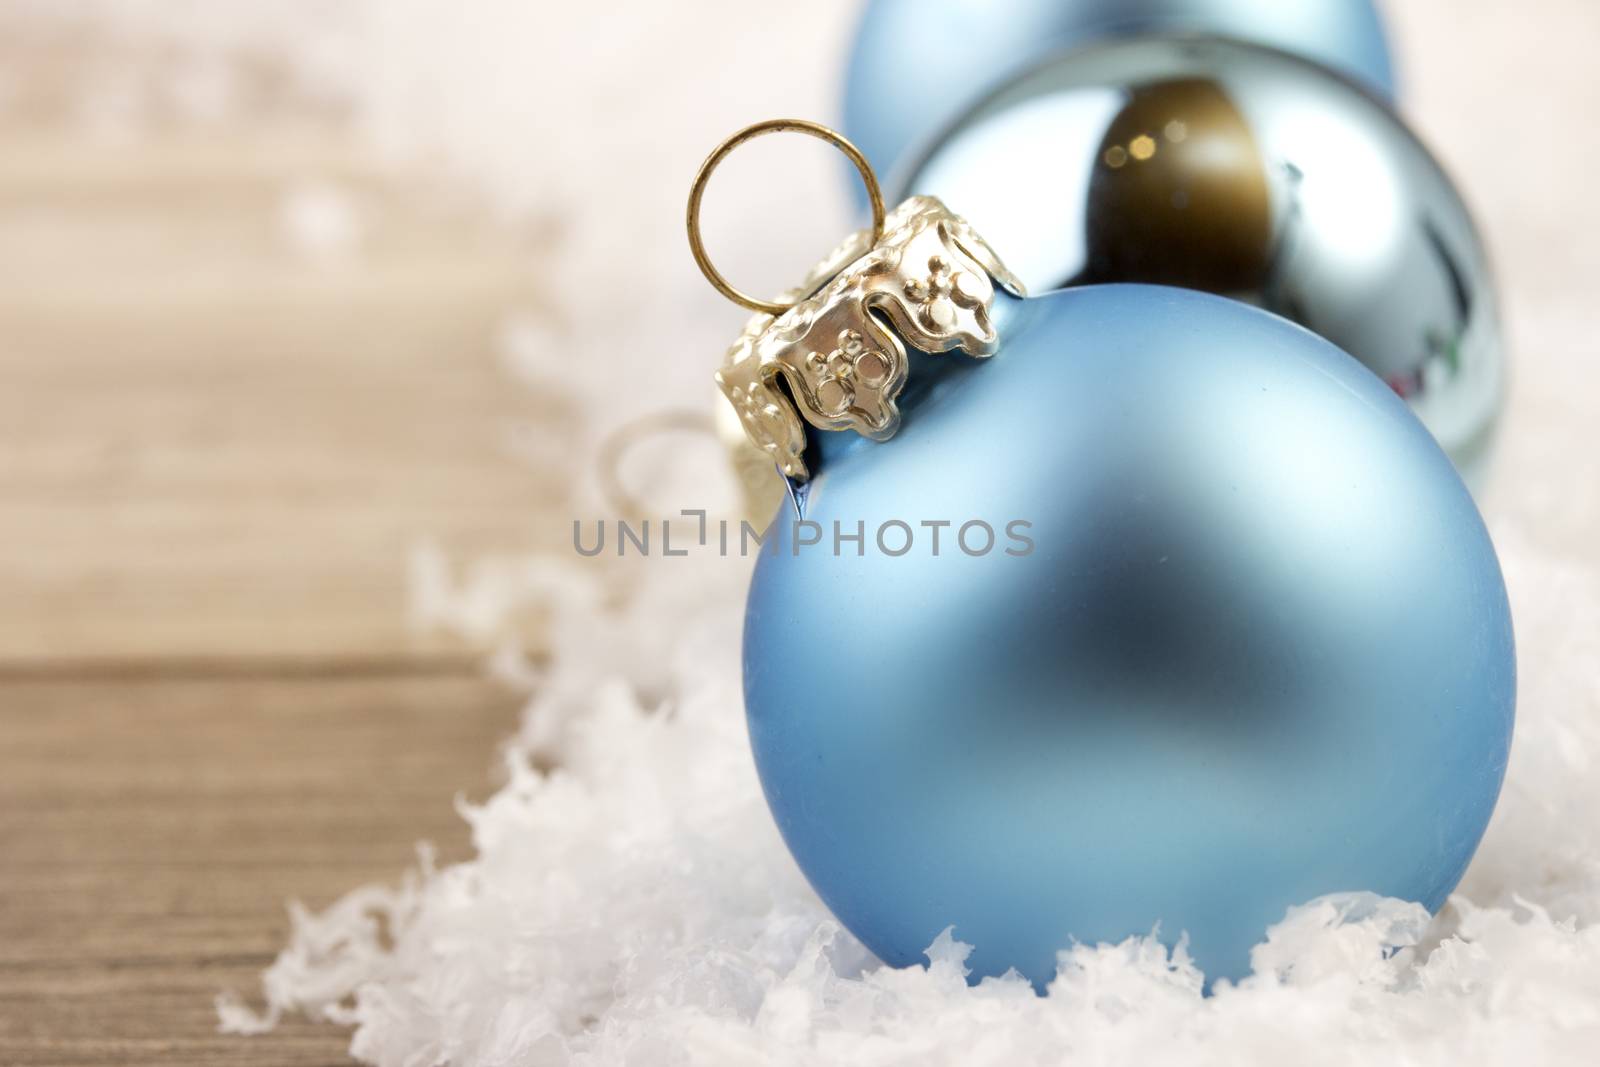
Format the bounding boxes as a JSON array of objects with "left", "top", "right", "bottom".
[{"left": 688, "top": 120, "right": 1024, "bottom": 484}]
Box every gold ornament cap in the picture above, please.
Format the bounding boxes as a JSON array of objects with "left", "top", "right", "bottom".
[{"left": 688, "top": 120, "right": 1024, "bottom": 484}]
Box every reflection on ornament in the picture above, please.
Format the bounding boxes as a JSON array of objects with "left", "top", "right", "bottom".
[{"left": 1084, "top": 78, "right": 1271, "bottom": 292}]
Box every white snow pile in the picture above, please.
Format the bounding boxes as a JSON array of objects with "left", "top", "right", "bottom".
[{"left": 213, "top": 525, "right": 1600, "bottom": 1065}]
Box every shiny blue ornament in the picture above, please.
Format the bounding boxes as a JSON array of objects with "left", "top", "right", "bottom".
[
  {"left": 743, "top": 285, "right": 1514, "bottom": 989},
  {"left": 842, "top": 0, "right": 1396, "bottom": 184},
  {"left": 897, "top": 35, "right": 1503, "bottom": 480}
]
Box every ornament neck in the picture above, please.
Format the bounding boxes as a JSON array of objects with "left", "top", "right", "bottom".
[
  {"left": 810, "top": 288, "right": 1028, "bottom": 472},
  {"left": 688, "top": 119, "right": 1025, "bottom": 486},
  {"left": 716, "top": 197, "right": 1025, "bottom": 482}
]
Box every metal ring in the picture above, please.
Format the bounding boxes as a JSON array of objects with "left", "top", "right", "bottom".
[{"left": 686, "top": 119, "right": 886, "bottom": 316}]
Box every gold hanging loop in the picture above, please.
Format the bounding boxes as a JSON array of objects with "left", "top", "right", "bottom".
[{"left": 686, "top": 119, "right": 886, "bottom": 315}]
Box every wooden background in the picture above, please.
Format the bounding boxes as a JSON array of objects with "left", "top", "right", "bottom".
[{"left": 0, "top": 32, "right": 572, "bottom": 1064}]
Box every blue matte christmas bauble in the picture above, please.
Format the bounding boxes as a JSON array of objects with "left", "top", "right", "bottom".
[
  {"left": 842, "top": 0, "right": 1395, "bottom": 184},
  {"left": 743, "top": 284, "right": 1514, "bottom": 989}
]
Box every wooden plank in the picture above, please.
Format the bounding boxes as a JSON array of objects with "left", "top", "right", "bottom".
[
  {"left": 0, "top": 59, "right": 566, "bottom": 1060},
  {"left": 0, "top": 130, "right": 575, "bottom": 666},
  {"left": 0, "top": 674, "right": 524, "bottom": 1065}
]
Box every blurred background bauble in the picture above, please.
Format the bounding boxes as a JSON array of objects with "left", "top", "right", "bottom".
[
  {"left": 898, "top": 34, "right": 1503, "bottom": 480},
  {"left": 842, "top": 0, "right": 1395, "bottom": 185}
]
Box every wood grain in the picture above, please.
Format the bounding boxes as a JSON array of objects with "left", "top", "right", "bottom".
[
  {"left": 0, "top": 674, "right": 522, "bottom": 1066},
  {"left": 0, "top": 127, "right": 573, "bottom": 668},
  {"left": 0, "top": 47, "right": 564, "bottom": 1062}
]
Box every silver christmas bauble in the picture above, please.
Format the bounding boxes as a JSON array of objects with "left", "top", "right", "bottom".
[{"left": 899, "top": 35, "right": 1503, "bottom": 477}]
